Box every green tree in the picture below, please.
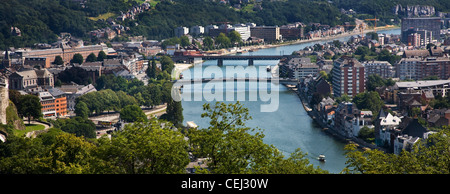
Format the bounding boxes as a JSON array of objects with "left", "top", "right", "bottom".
[
  {"left": 71, "top": 53, "right": 84, "bottom": 64},
  {"left": 180, "top": 35, "right": 190, "bottom": 47},
  {"left": 161, "top": 98, "right": 183, "bottom": 127},
  {"left": 93, "top": 119, "right": 189, "bottom": 174},
  {"left": 203, "top": 36, "right": 214, "bottom": 50},
  {"left": 344, "top": 130, "right": 450, "bottom": 174},
  {"left": 86, "top": 53, "right": 97, "bottom": 62},
  {"left": 54, "top": 55, "right": 64, "bottom": 65},
  {"left": 146, "top": 57, "right": 158, "bottom": 79},
  {"left": 228, "top": 30, "right": 242, "bottom": 45},
  {"left": 74, "top": 101, "right": 90, "bottom": 119},
  {"left": 366, "top": 74, "right": 385, "bottom": 91},
  {"left": 49, "top": 133, "right": 94, "bottom": 174},
  {"left": 18, "top": 94, "right": 42, "bottom": 124},
  {"left": 58, "top": 117, "right": 96, "bottom": 138},
  {"left": 160, "top": 55, "right": 175, "bottom": 73},
  {"left": 352, "top": 91, "right": 384, "bottom": 114},
  {"left": 189, "top": 102, "right": 326, "bottom": 174},
  {"left": 215, "top": 33, "right": 231, "bottom": 48},
  {"left": 97, "top": 51, "right": 107, "bottom": 62},
  {"left": 120, "top": 105, "right": 148, "bottom": 122}
]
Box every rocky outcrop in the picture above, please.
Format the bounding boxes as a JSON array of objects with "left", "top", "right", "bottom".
[{"left": 393, "top": 4, "right": 436, "bottom": 17}]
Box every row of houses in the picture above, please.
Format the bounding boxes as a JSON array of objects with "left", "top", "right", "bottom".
[
  {"left": 308, "top": 81, "right": 440, "bottom": 154},
  {"left": 175, "top": 22, "right": 305, "bottom": 42}
]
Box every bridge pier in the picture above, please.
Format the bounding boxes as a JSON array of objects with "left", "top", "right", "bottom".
[
  {"left": 218, "top": 59, "right": 223, "bottom": 66},
  {"left": 248, "top": 59, "right": 254, "bottom": 66}
]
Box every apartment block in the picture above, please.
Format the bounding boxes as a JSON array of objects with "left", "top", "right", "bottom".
[
  {"left": 332, "top": 56, "right": 365, "bottom": 97},
  {"left": 401, "top": 17, "right": 441, "bottom": 42},
  {"left": 250, "top": 26, "right": 280, "bottom": 42},
  {"left": 362, "top": 60, "right": 395, "bottom": 78}
]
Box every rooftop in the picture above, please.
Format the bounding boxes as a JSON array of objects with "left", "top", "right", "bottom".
[{"left": 395, "top": 80, "right": 450, "bottom": 89}]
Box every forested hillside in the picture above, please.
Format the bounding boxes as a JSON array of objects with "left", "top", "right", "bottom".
[
  {"left": 0, "top": 0, "right": 140, "bottom": 49},
  {"left": 126, "top": 0, "right": 355, "bottom": 39},
  {"left": 1, "top": 0, "right": 450, "bottom": 50}
]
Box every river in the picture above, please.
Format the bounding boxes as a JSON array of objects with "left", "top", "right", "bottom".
[{"left": 180, "top": 28, "right": 401, "bottom": 173}]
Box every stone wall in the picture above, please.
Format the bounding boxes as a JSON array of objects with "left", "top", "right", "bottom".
[{"left": 0, "top": 77, "right": 9, "bottom": 125}]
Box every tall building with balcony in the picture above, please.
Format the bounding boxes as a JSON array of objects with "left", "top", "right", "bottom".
[{"left": 332, "top": 56, "right": 365, "bottom": 97}]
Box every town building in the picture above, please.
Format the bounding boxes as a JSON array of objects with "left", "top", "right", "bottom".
[
  {"left": 250, "top": 26, "right": 280, "bottom": 42},
  {"left": 58, "top": 83, "right": 97, "bottom": 111},
  {"left": 47, "top": 88, "right": 68, "bottom": 117},
  {"left": 362, "top": 60, "right": 395, "bottom": 78},
  {"left": 174, "top": 26, "right": 189, "bottom": 38},
  {"left": 279, "top": 23, "right": 304, "bottom": 40},
  {"left": 401, "top": 17, "right": 441, "bottom": 42},
  {"left": 396, "top": 57, "right": 450, "bottom": 80},
  {"left": 38, "top": 91, "right": 57, "bottom": 118},
  {"left": 334, "top": 102, "right": 372, "bottom": 138},
  {"left": 9, "top": 69, "right": 54, "bottom": 90},
  {"left": 407, "top": 33, "right": 421, "bottom": 47},
  {"left": 190, "top": 25, "right": 205, "bottom": 36},
  {"left": 394, "top": 80, "right": 450, "bottom": 98},
  {"left": 331, "top": 56, "right": 365, "bottom": 97},
  {"left": 279, "top": 57, "right": 319, "bottom": 80},
  {"left": 17, "top": 42, "right": 107, "bottom": 66},
  {"left": 375, "top": 110, "right": 402, "bottom": 147}
]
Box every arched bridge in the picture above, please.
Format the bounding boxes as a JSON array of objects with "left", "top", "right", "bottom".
[
  {"left": 173, "top": 77, "right": 299, "bottom": 85},
  {"left": 172, "top": 55, "right": 290, "bottom": 66}
]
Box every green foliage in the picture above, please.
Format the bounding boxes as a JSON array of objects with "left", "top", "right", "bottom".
[
  {"left": 0, "top": 0, "right": 96, "bottom": 50},
  {"left": 188, "top": 102, "right": 327, "bottom": 174},
  {"left": 215, "top": 33, "right": 231, "bottom": 48},
  {"left": 344, "top": 130, "right": 450, "bottom": 174},
  {"left": 17, "top": 94, "right": 42, "bottom": 124},
  {"left": 71, "top": 53, "right": 84, "bottom": 64},
  {"left": 127, "top": 0, "right": 354, "bottom": 40},
  {"left": 54, "top": 56, "right": 64, "bottom": 65},
  {"left": 120, "top": 104, "right": 148, "bottom": 122},
  {"left": 74, "top": 101, "right": 90, "bottom": 119},
  {"left": 352, "top": 91, "right": 385, "bottom": 114},
  {"left": 180, "top": 35, "right": 190, "bottom": 47},
  {"left": 160, "top": 55, "right": 175, "bottom": 73},
  {"left": 53, "top": 117, "right": 96, "bottom": 138},
  {"left": 58, "top": 66, "right": 91, "bottom": 85},
  {"left": 86, "top": 53, "right": 97, "bottom": 62},
  {"left": 97, "top": 51, "right": 107, "bottom": 62},
  {"left": 93, "top": 119, "right": 189, "bottom": 174},
  {"left": 160, "top": 98, "right": 183, "bottom": 127},
  {"left": 366, "top": 74, "right": 396, "bottom": 91},
  {"left": 358, "top": 126, "right": 375, "bottom": 143},
  {"left": 202, "top": 36, "right": 214, "bottom": 51},
  {"left": 0, "top": 133, "right": 94, "bottom": 174}
]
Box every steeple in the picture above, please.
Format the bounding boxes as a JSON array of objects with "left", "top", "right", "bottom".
[{"left": 2, "top": 49, "right": 11, "bottom": 68}]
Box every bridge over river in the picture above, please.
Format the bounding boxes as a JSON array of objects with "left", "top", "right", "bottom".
[
  {"left": 172, "top": 55, "right": 290, "bottom": 66},
  {"left": 173, "top": 77, "right": 299, "bottom": 85}
]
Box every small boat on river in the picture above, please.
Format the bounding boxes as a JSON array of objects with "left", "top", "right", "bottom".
[{"left": 318, "top": 154, "right": 326, "bottom": 162}]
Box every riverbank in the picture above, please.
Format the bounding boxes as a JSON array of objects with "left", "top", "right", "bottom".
[
  {"left": 215, "top": 25, "right": 400, "bottom": 56},
  {"left": 291, "top": 84, "right": 387, "bottom": 152}
]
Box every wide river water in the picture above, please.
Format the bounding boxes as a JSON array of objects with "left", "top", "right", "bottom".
[{"left": 180, "top": 28, "right": 401, "bottom": 173}]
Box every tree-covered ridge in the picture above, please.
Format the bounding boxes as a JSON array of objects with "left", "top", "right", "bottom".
[{"left": 127, "top": 0, "right": 355, "bottom": 39}]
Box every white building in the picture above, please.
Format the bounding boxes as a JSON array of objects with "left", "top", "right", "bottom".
[
  {"left": 232, "top": 24, "right": 251, "bottom": 41},
  {"left": 362, "top": 60, "right": 395, "bottom": 78},
  {"left": 190, "top": 25, "right": 205, "bottom": 36},
  {"left": 204, "top": 24, "right": 218, "bottom": 35},
  {"left": 174, "top": 26, "right": 189, "bottom": 38}
]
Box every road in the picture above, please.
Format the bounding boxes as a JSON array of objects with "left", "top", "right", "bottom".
[{"left": 89, "top": 104, "right": 167, "bottom": 123}]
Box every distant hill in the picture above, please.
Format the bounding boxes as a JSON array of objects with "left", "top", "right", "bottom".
[
  {"left": 0, "top": 0, "right": 139, "bottom": 50},
  {"left": 1, "top": 0, "right": 448, "bottom": 50}
]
